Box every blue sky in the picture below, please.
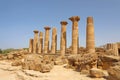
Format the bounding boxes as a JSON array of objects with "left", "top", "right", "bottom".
[{"left": 0, "top": 0, "right": 120, "bottom": 49}]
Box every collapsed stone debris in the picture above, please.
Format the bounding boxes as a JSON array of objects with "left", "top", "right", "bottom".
[{"left": 0, "top": 16, "right": 120, "bottom": 80}]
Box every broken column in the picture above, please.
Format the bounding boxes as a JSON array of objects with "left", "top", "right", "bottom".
[
  {"left": 33, "top": 30, "right": 39, "bottom": 53},
  {"left": 51, "top": 27, "right": 57, "bottom": 54},
  {"left": 44, "top": 27, "right": 51, "bottom": 54},
  {"left": 60, "top": 21, "right": 68, "bottom": 56},
  {"left": 106, "top": 43, "right": 119, "bottom": 56},
  {"left": 113, "top": 43, "right": 119, "bottom": 56},
  {"left": 38, "top": 32, "right": 43, "bottom": 54},
  {"left": 69, "top": 16, "right": 80, "bottom": 54},
  {"left": 29, "top": 39, "right": 33, "bottom": 53},
  {"left": 86, "top": 17, "right": 95, "bottom": 53}
]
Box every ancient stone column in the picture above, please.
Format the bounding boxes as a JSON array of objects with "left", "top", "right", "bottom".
[
  {"left": 86, "top": 17, "right": 95, "bottom": 53},
  {"left": 38, "top": 32, "right": 43, "bottom": 54},
  {"left": 51, "top": 27, "right": 57, "bottom": 54},
  {"left": 60, "top": 21, "right": 68, "bottom": 56},
  {"left": 113, "top": 43, "right": 119, "bottom": 56},
  {"left": 29, "top": 39, "right": 33, "bottom": 53},
  {"left": 33, "top": 30, "right": 39, "bottom": 53},
  {"left": 106, "top": 43, "right": 119, "bottom": 56},
  {"left": 69, "top": 16, "right": 80, "bottom": 54},
  {"left": 44, "top": 27, "right": 51, "bottom": 54}
]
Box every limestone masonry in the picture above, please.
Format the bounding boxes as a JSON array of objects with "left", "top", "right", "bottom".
[{"left": 28, "top": 16, "right": 120, "bottom": 56}]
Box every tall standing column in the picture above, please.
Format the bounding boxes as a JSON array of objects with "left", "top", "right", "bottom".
[
  {"left": 51, "top": 27, "right": 57, "bottom": 54},
  {"left": 69, "top": 16, "right": 80, "bottom": 54},
  {"left": 44, "top": 27, "right": 51, "bottom": 54},
  {"left": 60, "top": 21, "right": 68, "bottom": 56},
  {"left": 86, "top": 17, "right": 95, "bottom": 53},
  {"left": 33, "top": 30, "right": 39, "bottom": 53},
  {"left": 38, "top": 32, "right": 43, "bottom": 54},
  {"left": 29, "top": 39, "right": 33, "bottom": 53}
]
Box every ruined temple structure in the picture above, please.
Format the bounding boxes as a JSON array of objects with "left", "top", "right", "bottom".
[
  {"left": 28, "top": 16, "right": 119, "bottom": 56},
  {"left": 33, "top": 30, "right": 39, "bottom": 53},
  {"left": 86, "top": 17, "right": 95, "bottom": 53},
  {"left": 69, "top": 16, "right": 80, "bottom": 54},
  {"left": 44, "top": 27, "right": 51, "bottom": 54},
  {"left": 60, "top": 21, "right": 68, "bottom": 56},
  {"left": 28, "top": 16, "right": 96, "bottom": 54},
  {"left": 51, "top": 27, "right": 57, "bottom": 54},
  {"left": 105, "top": 43, "right": 119, "bottom": 56},
  {"left": 38, "top": 32, "right": 43, "bottom": 54}
]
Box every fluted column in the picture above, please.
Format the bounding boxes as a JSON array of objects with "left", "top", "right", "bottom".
[
  {"left": 113, "top": 43, "right": 119, "bottom": 56},
  {"left": 60, "top": 21, "right": 68, "bottom": 56},
  {"left": 33, "top": 30, "right": 39, "bottom": 53},
  {"left": 44, "top": 27, "right": 51, "bottom": 54},
  {"left": 86, "top": 17, "right": 95, "bottom": 53},
  {"left": 69, "top": 16, "right": 80, "bottom": 54},
  {"left": 29, "top": 39, "right": 33, "bottom": 53},
  {"left": 38, "top": 32, "right": 43, "bottom": 54},
  {"left": 51, "top": 27, "right": 57, "bottom": 54},
  {"left": 106, "top": 43, "right": 119, "bottom": 56}
]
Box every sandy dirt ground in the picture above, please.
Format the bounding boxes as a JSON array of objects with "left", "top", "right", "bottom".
[{"left": 0, "top": 60, "right": 106, "bottom": 80}]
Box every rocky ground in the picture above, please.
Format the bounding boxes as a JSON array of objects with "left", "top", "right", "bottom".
[
  {"left": 0, "top": 48, "right": 120, "bottom": 80},
  {"left": 0, "top": 60, "right": 106, "bottom": 80}
]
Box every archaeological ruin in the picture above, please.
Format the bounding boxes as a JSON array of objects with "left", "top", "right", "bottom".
[
  {"left": 27, "top": 16, "right": 120, "bottom": 79},
  {"left": 0, "top": 16, "right": 120, "bottom": 80}
]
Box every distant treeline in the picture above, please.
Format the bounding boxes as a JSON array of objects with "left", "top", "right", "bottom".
[{"left": 0, "top": 48, "right": 28, "bottom": 54}]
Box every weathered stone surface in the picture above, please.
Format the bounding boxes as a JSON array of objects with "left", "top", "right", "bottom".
[
  {"left": 86, "top": 17, "right": 95, "bottom": 53},
  {"left": 67, "top": 53, "right": 97, "bottom": 71},
  {"left": 44, "top": 27, "right": 51, "bottom": 54},
  {"left": 100, "top": 55, "right": 120, "bottom": 62},
  {"left": 7, "top": 54, "right": 14, "bottom": 59},
  {"left": 106, "top": 43, "right": 119, "bottom": 56},
  {"left": 54, "top": 57, "right": 68, "bottom": 65},
  {"left": 69, "top": 16, "right": 80, "bottom": 54},
  {"left": 22, "top": 54, "right": 42, "bottom": 71},
  {"left": 99, "top": 55, "right": 120, "bottom": 69},
  {"left": 33, "top": 30, "right": 39, "bottom": 53},
  {"left": 22, "top": 54, "right": 54, "bottom": 73},
  {"left": 1, "top": 49, "right": 29, "bottom": 61},
  {"left": 38, "top": 32, "right": 43, "bottom": 54},
  {"left": 12, "top": 60, "right": 22, "bottom": 66},
  {"left": 41, "top": 64, "right": 53, "bottom": 73},
  {"left": 29, "top": 39, "right": 33, "bottom": 53},
  {"left": 90, "top": 68, "right": 108, "bottom": 78},
  {"left": 108, "top": 66, "right": 120, "bottom": 80},
  {"left": 51, "top": 27, "right": 57, "bottom": 54},
  {"left": 60, "top": 21, "right": 68, "bottom": 56}
]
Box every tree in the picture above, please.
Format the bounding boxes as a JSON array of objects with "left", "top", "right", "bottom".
[{"left": 0, "top": 49, "right": 2, "bottom": 53}]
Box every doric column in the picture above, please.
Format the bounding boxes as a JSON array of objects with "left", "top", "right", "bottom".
[
  {"left": 33, "top": 30, "right": 39, "bottom": 53},
  {"left": 86, "top": 17, "right": 95, "bottom": 53},
  {"left": 29, "top": 39, "right": 33, "bottom": 53},
  {"left": 113, "top": 43, "right": 119, "bottom": 56},
  {"left": 106, "top": 43, "right": 119, "bottom": 56},
  {"left": 51, "top": 27, "right": 57, "bottom": 54},
  {"left": 60, "top": 21, "right": 68, "bottom": 56},
  {"left": 38, "top": 32, "right": 43, "bottom": 54},
  {"left": 69, "top": 16, "right": 80, "bottom": 54},
  {"left": 44, "top": 27, "right": 51, "bottom": 54}
]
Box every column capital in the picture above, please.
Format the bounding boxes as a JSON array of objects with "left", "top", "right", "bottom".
[
  {"left": 44, "top": 26, "right": 51, "bottom": 30},
  {"left": 60, "top": 21, "right": 68, "bottom": 25},
  {"left": 69, "top": 16, "right": 80, "bottom": 22},
  {"left": 39, "top": 32, "right": 43, "bottom": 36},
  {"left": 33, "top": 30, "right": 39, "bottom": 33},
  {"left": 87, "top": 16, "right": 93, "bottom": 24}
]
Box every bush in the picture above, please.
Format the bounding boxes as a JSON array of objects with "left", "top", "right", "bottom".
[
  {"left": 2, "top": 48, "right": 15, "bottom": 54},
  {"left": 0, "top": 49, "right": 2, "bottom": 53}
]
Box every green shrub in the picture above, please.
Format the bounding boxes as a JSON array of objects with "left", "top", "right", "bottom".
[
  {"left": 2, "top": 48, "right": 15, "bottom": 54},
  {"left": 0, "top": 49, "right": 2, "bottom": 53}
]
